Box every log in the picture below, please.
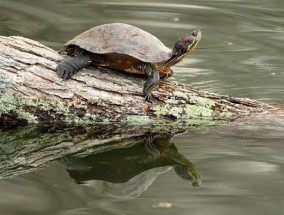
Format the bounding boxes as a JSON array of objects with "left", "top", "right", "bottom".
[{"left": 0, "top": 36, "right": 271, "bottom": 124}]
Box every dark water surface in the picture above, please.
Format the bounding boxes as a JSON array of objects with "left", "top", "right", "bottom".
[{"left": 0, "top": 0, "right": 284, "bottom": 214}]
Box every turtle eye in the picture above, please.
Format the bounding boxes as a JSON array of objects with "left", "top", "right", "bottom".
[{"left": 192, "top": 31, "right": 198, "bottom": 37}]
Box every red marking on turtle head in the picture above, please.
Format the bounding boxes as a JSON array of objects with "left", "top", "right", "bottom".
[
  {"left": 174, "top": 30, "right": 201, "bottom": 54},
  {"left": 178, "top": 34, "right": 193, "bottom": 45}
]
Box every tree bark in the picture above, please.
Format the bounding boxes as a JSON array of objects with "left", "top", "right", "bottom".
[{"left": 0, "top": 36, "right": 271, "bottom": 124}]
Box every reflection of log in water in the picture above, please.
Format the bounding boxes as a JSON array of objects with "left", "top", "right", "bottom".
[
  {"left": 59, "top": 134, "right": 200, "bottom": 197},
  {"left": 0, "top": 124, "right": 200, "bottom": 197}
]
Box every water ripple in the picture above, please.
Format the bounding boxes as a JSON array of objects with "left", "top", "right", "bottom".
[{"left": 92, "top": 2, "right": 216, "bottom": 11}]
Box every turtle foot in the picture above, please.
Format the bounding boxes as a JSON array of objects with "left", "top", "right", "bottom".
[
  {"left": 145, "top": 93, "right": 153, "bottom": 103},
  {"left": 56, "top": 53, "right": 92, "bottom": 80},
  {"left": 56, "top": 61, "right": 77, "bottom": 80}
]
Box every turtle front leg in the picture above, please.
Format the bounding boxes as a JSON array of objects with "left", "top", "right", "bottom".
[
  {"left": 56, "top": 52, "right": 92, "bottom": 80},
  {"left": 143, "top": 64, "right": 160, "bottom": 102}
]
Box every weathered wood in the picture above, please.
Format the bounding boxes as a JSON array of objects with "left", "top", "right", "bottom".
[{"left": 0, "top": 36, "right": 271, "bottom": 124}]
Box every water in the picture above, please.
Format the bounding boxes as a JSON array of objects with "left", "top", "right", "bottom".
[{"left": 0, "top": 0, "right": 284, "bottom": 214}]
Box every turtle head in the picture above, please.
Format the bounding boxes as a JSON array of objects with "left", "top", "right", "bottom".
[{"left": 166, "top": 29, "right": 201, "bottom": 67}]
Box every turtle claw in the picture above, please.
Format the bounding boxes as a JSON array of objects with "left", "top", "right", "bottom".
[
  {"left": 56, "top": 62, "right": 76, "bottom": 80},
  {"left": 62, "top": 69, "right": 74, "bottom": 80},
  {"left": 60, "top": 69, "right": 70, "bottom": 80},
  {"left": 145, "top": 93, "right": 153, "bottom": 103}
]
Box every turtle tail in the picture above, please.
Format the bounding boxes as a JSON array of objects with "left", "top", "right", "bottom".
[{"left": 56, "top": 53, "right": 92, "bottom": 80}]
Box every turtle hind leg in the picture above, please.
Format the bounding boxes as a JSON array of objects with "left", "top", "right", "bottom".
[
  {"left": 143, "top": 64, "right": 160, "bottom": 102},
  {"left": 56, "top": 52, "right": 92, "bottom": 80}
]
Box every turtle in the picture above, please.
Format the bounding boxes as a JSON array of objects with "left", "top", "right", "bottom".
[{"left": 56, "top": 23, "right": 201, "bottom": 101}]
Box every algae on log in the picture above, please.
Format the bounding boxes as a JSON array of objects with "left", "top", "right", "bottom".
[{"left": 0, "top": 36, "right": 270, "bottom": 124}]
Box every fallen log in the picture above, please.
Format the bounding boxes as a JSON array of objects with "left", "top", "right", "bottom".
[{"left": 0, "top": 36, "right": 271, "bottom": 124}]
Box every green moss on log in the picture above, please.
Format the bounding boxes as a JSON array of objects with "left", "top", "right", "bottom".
[
  {"left": 126, "top": 115, "right": 151, "bottom": 124},
  {"left": 0, "top": 94, "right": 98, "bottom": 123}
]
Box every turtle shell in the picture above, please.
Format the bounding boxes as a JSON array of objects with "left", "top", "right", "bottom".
[{"left": 65, "top": 23, "right": 172, "bottom": 63}]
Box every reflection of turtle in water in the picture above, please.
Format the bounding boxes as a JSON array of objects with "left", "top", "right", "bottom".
[
  {"left": 144, "top": 134, "right": 201, "bottom": 187},
  {"left": 56, "top": 23, "right": 201, "bottom": 101},
  {"left": 59, "top": 133, "right": 201, "bottom": 191}
]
